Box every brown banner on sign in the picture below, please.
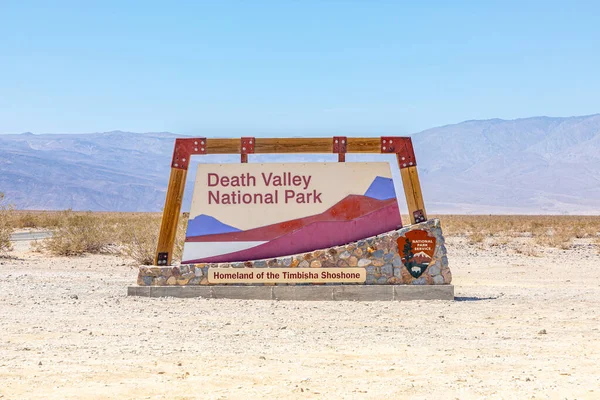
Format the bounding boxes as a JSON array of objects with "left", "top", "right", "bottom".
[{"left": 208, "top": 268, "right": 367, "bottom": 284}]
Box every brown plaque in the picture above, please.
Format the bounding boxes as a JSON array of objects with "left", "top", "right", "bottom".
[
  {"left": 208, "top": 267, "right": 366, "bottom": 284},
  {"left": 397, "top": 230, "right": 436, "bottom": 278}
]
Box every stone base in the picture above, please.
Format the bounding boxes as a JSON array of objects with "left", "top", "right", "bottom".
[
  {"left": 127, "top": 284, "right": 454, "bottom": 301},
  {"left": 137, "top": 219, "right": 452, "bottom": 287}
]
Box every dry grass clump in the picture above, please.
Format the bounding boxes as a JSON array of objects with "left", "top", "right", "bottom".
[
  {"left": 6, "top": 210, "right": 63, "bottom": 229},
  {"left": 532, "top": 228, "right": 573, "bottom": 250},
  {"left": 29, "top": 210, "right": 188, "bottom": 264},
  {"left": 39, "top": 211, "right": 117, "bottom": 256},
  {"left": 0, "top": 193, "right": 15, "bottom": 254},
  {"left": 116, "top": 214, "right": 161, "bottom": 265},
  {"left": 11, "top": 210, "right": 600, "bottom": 261},
  {"left": 513, "top": 243, "right": 540, "bottom": 257},
  {"left": 117, "top": 213, "right": 188, "bottom": 265},
  {"left": 467, "top": 230, "right": 486, "bottom": 245},
  {"left": 437, "top": 215, "right": 600, "bottom": 250}
]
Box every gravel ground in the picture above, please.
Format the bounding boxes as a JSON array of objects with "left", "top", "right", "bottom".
[{"left": 1, "top": 237, "right": 599, "bottom": 399}]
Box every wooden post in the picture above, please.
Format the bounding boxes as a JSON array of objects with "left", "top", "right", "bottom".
[
  {"left": 154, "top": 167, "right": 188, "bottom": 266},
  {"left": 399, "top": 162, "right": 427, "bottom": 224}
]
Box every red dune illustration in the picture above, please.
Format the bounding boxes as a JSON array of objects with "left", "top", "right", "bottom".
[
  {"left": 184, "top": 201, "right": 401, "bottom": 263},
  {"left": 186, "top": 195, "right": 399, "bottom": 243}
]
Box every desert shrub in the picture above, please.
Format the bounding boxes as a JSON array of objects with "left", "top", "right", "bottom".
[
  {"left": 513, "top": 242, "right": 540, "bottom": 257},
  {"left": 40, "top": 211, "right": 117, "bottom": 256},
  {"left": 533, "top": 227, "right": 573, "bottom": 250},
  {"left": 15, "top": 212, "right": 38, "bottom": 228},
  {"left": 490, "top": 236, "right": 509, "bottom": 247},
  {"left": 468, "top": 230, "right": 486, "bottom": 244},
  {"left": 0, "top": 193, "right": 15, "bottom": 253},
  {"left": 118, "top": 214, "right": 162, "bottom": 265},
  {"left": 11, "top": 208, "right": 190, "bottom": 262},
  {"left": 5, "top": 210, "right": 63, "bottom": 229},
  {"left": 437, "top": 215, "right": 600, "bottom": 249},
  {"left": 115, "top": 212, "right": 187, "bottom": 265}
]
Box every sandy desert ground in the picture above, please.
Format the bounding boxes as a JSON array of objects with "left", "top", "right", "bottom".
[{"left": 1, "top": 235, "right": 599, "bottom": 400}]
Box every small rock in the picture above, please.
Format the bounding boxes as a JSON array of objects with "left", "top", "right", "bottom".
[
  {"left": 538, "top": 329, "right": 547, "bottom": 335},
  {"left": 358, "top": 259, "right": 371, "bottom": 267}
]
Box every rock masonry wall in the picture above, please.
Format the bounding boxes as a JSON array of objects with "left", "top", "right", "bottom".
[{"left": 137, "top": 218, "right": 451, "bottom": 286}]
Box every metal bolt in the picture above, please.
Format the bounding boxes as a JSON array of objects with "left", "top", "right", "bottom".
[
  {"left": 403, "top": 163, "right": 407, "bottom": 167},
  {"left": 249, "top": 140, "right": 252, "bottom": 144},
  {"left": 201, "top": 141, "right": 205, "bottom": 145},
  {"left": 242, "top": 147, "right": 246, "bottom": 151},
  {"left": 383, "top": 147, "right": 386, "bottom": 150},
  {"left": 174, "top": 163, "right": 179, "bottom": 167},
  {"left": 201, "top": 148, "right": 205, "bottom": 151},
  {"left": 383, "top": 139, "right": 386, "bottom": 143},
  {"left": 194, "top": 147, "right": 198, "bottom": 151},
  {"left": 194, "top": 141, "right": 198, "bottom": 145},
  {"left": 409, "top": 162, "right": 413, "bottom": 166},
  {"left": 182, "top": 158, "right": 186, "bottom": 162},
  {"left": 335, "top": 139, "right": 338, "bottom": 143},
  {"left": 342, "top": 140, "right": 345, "bottom": 143},
  {"left": 402, "top": 157, "right": 405, "bottom": 161}
]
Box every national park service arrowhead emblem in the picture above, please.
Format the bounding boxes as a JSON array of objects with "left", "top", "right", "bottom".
[{"left": 397, "top": 230, "right": 436, "bottom": 278}]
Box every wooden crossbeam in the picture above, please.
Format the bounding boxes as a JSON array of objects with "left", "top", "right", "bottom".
[{"left": 155, "top": 136, "right": 427, "bottom": 266}]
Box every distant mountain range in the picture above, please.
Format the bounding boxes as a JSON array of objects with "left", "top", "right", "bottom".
[
  {"left": 1, "top": 114, "right": 600, "bottom": 214},
  {"left": 412, "top": 114, "right": 600, "bottom": 214}
]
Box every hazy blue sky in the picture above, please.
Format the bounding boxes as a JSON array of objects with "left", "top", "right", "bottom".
[{"left": 1, "top": 0, "right": 599, "bottom": 135}]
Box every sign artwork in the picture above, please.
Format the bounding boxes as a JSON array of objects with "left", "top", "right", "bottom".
[
  {"left": 182, "top": 163, "right": 402, "bottom": 264},
  {"left": 397, "top": 230, "right": 437, "bottom": 278}
]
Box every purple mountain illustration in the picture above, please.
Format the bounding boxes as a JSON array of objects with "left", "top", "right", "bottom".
[
  {"left": 364, "top": 176, "right": 396, "bottom": 200},
  {"left": 186, "top": 214, "right": 240, "bottom": 238}
]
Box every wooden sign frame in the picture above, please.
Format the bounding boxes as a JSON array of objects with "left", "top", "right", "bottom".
[{"left": 154, "top": 136, "right": 427, "bottom": 266}]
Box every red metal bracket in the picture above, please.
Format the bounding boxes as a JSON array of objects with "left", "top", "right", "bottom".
[
  {"left": 413, "top": 209, "right": 426, "bottom": 224},
  {"left": 240, "top": 137, "right": 255, "bottom": 163},
  {"left": 333, "top": 136, "right": 347, "bottom": 162},
  {"left": 381, "top": 137, "right": 416, "bottom": 168},
  {"left": 332, "top": 136, "right": 347, "bottom": 153},
  {"left": 241, "top": 137, "right": 255, "bottom": 154},
  {"left": 172, "top": 138, "right": 207, "bottom": 170}
]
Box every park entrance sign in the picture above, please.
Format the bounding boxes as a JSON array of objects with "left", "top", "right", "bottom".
[
  {"left": 182, "top": 162, "right": 402, "bottom": 264},
  {"left": 130, "top": 137, "right": 453, "bottom": 300}
]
